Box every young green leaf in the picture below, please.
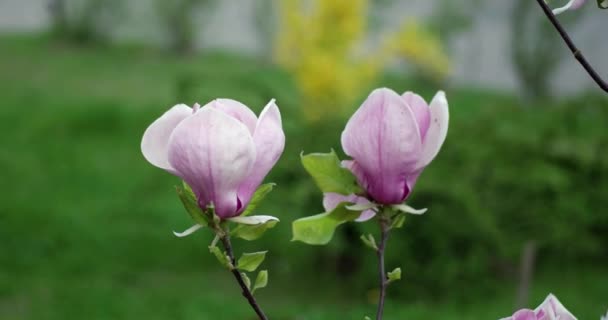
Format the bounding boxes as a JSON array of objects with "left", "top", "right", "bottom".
[
  {"left": 301, "top": 150, "right": 362, "bottom": 195},
  {"left": 292, "top": 204, "right": 361, "bottom": 245},
  {"left": 391, "top": 214, "right": 406, "bottom": 229},
  {"left": 231, "top": 219, "right": 279, "bottom": 241},
  {"left": 176, "top": 183, "right": 209, "bottom": 226},
  {"left": 387, "top": 267, "right": 402, "bottom": 284},
  {"left": 252, "top": 270, "right": 268, "bottom": 294},
  {"left": 360, "top": 233, "right": 378, "bottom": 250},
  {"left": 241, "top": 272, "right": 251, "bottom": 290},
  {"left": 241, "top": 183, "right": 275, "bottom": 216},
  {"left": 208, "top": 246, "right": 233, "bottom": 270},
  {"left": 237, "top": 251, "right": 267, "bottom": 272}
]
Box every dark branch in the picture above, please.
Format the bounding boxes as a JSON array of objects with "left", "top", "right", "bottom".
[
  {"left": 535, "top": 0, "right": 608, "bottom": 93},
  {"left": 375, "top": 216, "right": 391, "bottom": 320},
  {"left": 220, "top": 235, "right": 269, "bottom": 320}
]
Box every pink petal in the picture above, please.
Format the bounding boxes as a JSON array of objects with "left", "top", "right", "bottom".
[
  {"left": 204, "top": 99, "right": 258, "bottom": 135},
  {"left": 323, "top": 193, "right": 376, "bottom": 222},
  {"left": 141, "top": 104, "right": 192, "bottom": 175},
  {"left": 414, "top": 91, "right": 449, "bottom": 171},
  {"left": 341, "top": 88, "right": 422, "bottom": 204},
  {"left": 167, "top": 108, "right": 256, "bottom": 219},
  {"left": 536, "top": 294, "right": 577, "bottom": 320},
  {"left": 237, "top": 99, "right": 285, "bottom": 209},
  {"left": 402, "top": 91, "right": 431, "bottom": 141},
  {"left": 511, "top": 309, "right": 537, "bottom": 320}
]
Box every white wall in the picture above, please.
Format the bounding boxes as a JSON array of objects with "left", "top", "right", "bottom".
[{"left": 0, "top": 0, "right": 606, "bottom": 94}]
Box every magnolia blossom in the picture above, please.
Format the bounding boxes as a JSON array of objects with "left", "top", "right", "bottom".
[
  {"left": 141, "top": 99, "right": 285, "bottom": 220},
  {"left": 323, "top": 88, "right": 448, "bottom": 219},
  {"left": 551, "top": 0, "right": 587, "bottom": 14},
  {"left": 501, "top": 294, "right": 577, "bottom": 320}
]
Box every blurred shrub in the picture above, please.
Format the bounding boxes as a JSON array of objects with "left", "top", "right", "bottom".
[
  {"left": 429, "top": 0, "right": 483, "bottom": 45},
  {"left": 155, "top": 0, "right": 216, "bottom": 55},
  {"left": 275, "top": 0, "right": 450, "bottom": 122},
  {"left": 510, "top": 0, "right": 583, "bottom": 101},
  {"left": 275, "top": 0, "right": 382, "bottom": 123},
  {"left": 384, "top": 20, "right": 451, "bottom": 85},
  {"left": 47, "top": 0, "right": 123, "bottom": 45},
  {"left": 271, "top": 91, "right": 608, "bottom": 298}
]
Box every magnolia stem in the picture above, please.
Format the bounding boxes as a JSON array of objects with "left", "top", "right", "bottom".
[
  {"left": 375, "top": 215, "right": 391, "bottom": 320},
  {"left": 535, "top": 0, "right": 608, "bottom": 93},
  {"left": 220, "top": 234, "right": 269, "bottom": 320}
]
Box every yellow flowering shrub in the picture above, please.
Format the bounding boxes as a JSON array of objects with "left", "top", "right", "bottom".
[
  {"left": 275, "top": 0, "right": 450, "bottom": 123},
  {"left": 384, "top": 20, "right": 451, "bottom": 82}
]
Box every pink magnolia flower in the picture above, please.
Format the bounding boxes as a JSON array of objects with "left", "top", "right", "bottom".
[
  {"left": 552, "top": 0, "right": 587, "bottom": 14},
  {"left": 501, "top": 294, "right": 577, "bottom": 320},
  {"left": 141, "top": 99, "right": 285, "bottom": 219},
  {"left": 322, "top": 88, "right": 448, "bottom": 220}
]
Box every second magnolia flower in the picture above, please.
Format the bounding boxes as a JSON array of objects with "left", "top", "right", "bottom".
[
  {"left": 324, "top": 88, "right": 449, "bottom": 219},
  {"left": 141, "top": 99, "right": 285, "bottom": 219}
]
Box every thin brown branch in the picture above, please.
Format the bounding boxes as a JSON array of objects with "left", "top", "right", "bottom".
[
  {"left": 535, "top": 0, "right": 608, "bottom": 92},
  {"left": 375, "top": 216, "right": 391, "bottom": 320},
  {"left": 220, "top": 235, "right": 269, "bottom": 320}
]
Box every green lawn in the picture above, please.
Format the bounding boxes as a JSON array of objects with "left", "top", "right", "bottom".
[{"left": 0, "top": 34, "right": 606, "bottom": 319}]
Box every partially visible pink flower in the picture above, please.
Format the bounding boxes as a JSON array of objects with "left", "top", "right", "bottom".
[
  {"left": 552, "top": 0, "right": 587, "bottom": 15},
  {"left": 141, "top": 99, "right": 285, "bottom": 219},
  {"left": 501, "top": 294, "right": 577, "bottom": 320},
  {"left": 339, "top": 88, "right": 448, "bottom": 205}
]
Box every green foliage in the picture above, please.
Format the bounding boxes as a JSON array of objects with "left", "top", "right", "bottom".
[
  {"left": 390, "top": 213, "right": 406, "bottom": 229},
  {"left": 237, "top": 251, "right": 267, "bottom": 272},
  {"left": 301, "top": 150, "right": 362, "bottom": 195},
  {"left": 155, "top": 0, "right": 217, "bottom": 54},
  {"left": 1, "top": 36, "right": 607, "bottom": 318},
  {"left": 231, "top": 218, "right": 279, "bottom": 241},
  {"left": 209, "top": 246, "right": 233, "bottom": 270},
  {"left": 252, "top": 270, "right": 269, "bottom": 294},
  {"left": 360, "top": 234, "right": 378, "bottom": 251},
  {"left": 292, "top": 204, "right": 361, "bottom": 245},
  {"left": 49, "top": 0, "right": 124, "bottom": 45},
  {"left": 175, "top": 182, "right": 210, "bottom": 227},
  {"left": 241, "top": 183, "right": 276, "bottom": 217},
  {"left": 387, "top": 267, "right": 402, "bottom": 284},
  {"left": 241, "top": 272, "right": 252, "bottom": 290}
]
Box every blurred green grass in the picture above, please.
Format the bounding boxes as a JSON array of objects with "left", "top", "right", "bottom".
[{"left": 0, "top": 34, "right": 607, "bottom": 319}]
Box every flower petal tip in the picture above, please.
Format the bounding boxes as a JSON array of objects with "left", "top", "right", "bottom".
[{"left": 173, "top": 224, "right": 204, "bottom": 237}]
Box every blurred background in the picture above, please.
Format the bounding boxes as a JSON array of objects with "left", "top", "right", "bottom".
[{"left": 0, "top": 0, "right": 607, "bottom": 319}]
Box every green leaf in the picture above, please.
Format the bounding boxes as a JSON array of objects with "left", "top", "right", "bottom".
[
  {"left": 292, "top": 204, "right": 361, "bottom": 245},
  {"left": 360, "top": 233, "right": 378, "bottom": 250},
  {"left": 237, "top": 251, "right": 267, "bottom": 272},
  {"left": 208, "top": 246, "right": 233, "bottom": 270},
  {"left": 387, "top": 267, "right": 402, "bottom": 283},
  {"left": 176, "top": 182, "right": 209, "bottom": 227},
  {"left": 364, "top": 317, "right": 372, "bottom": 320},
  {"left": 241, "top": 183, "right": 275, "bottom": 216},
  {"left": 241, "top": 272, "right": 251, "bottom": 290},
  {"left": 598, "top": 0, "right": 608, "bottom": 9},
  {"left": 231, "top": 218, "right": 279, "bottom": 241},
  {"left": 391, "top": 214, "right": 406, "bottom": 229},
  {"left": 301, "top": 150, "right": 362, "bottom": 195},
  {"left": 252, "top": 270, "right": 268, "bottom": 294}
]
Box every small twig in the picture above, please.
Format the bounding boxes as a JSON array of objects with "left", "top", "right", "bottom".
[
  {"left": 220, "top": 234, "right": 269, "bottom": 320},
  {"left": 535, "top": 0, "right": 608, "bottom": 93},
  {"left": 375, "top": 215, "right": 391, "bottom": 320}
]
